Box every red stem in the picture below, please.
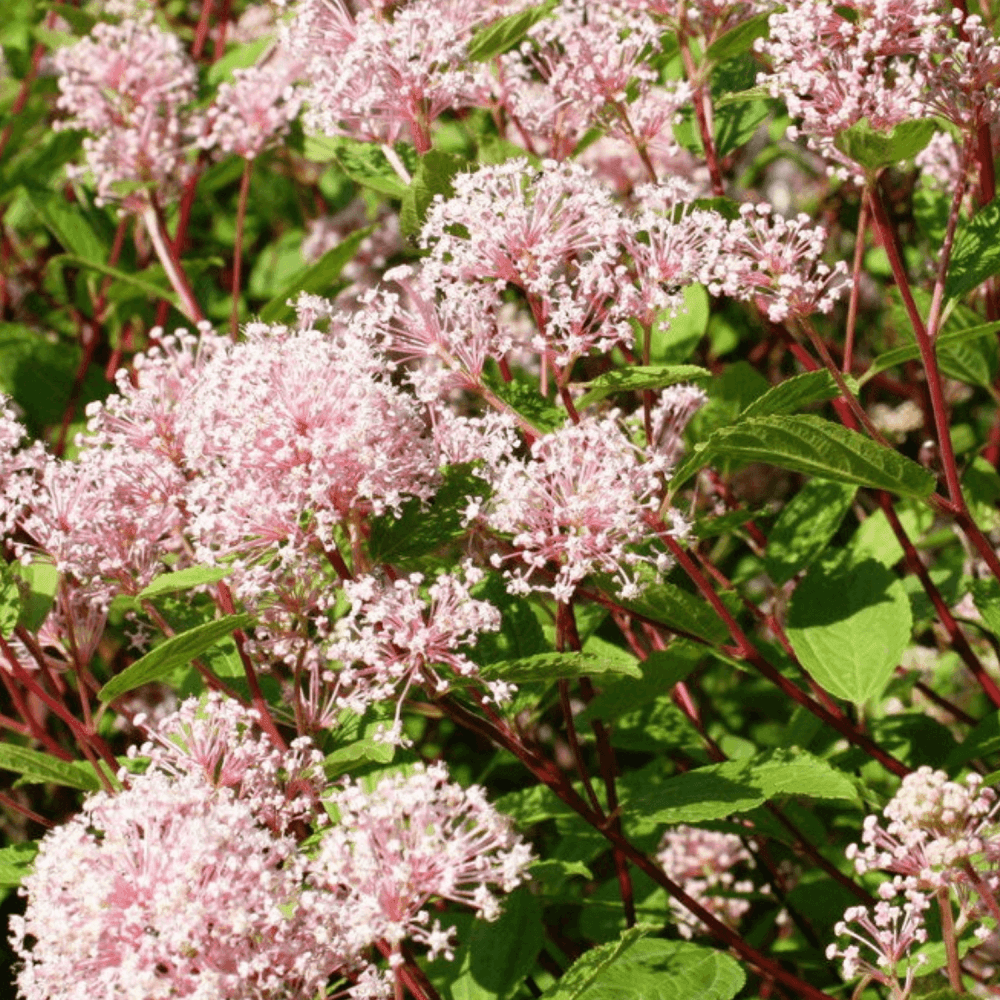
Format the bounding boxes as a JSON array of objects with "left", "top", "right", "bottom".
[
  {"left": 215, "top": 582, "right": 287, "bottom": 750},
  {"left": 230, "top": 158, "right": 252, "bottom": 341}
]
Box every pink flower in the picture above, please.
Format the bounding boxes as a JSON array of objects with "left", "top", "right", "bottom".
[
  {"left": 11, "top": 770, "right": 353, "bottom": 1000},
  {"left": 479, "top": 414, "right": 678, "bottom": 602},
  {"left": 289, "top": 0, "right": 532, "bottom": 151},
  {"left": 134, "top": 694, "right": 326, "bottom": 834},
  {"left": 53, "top": 14, "right": 200, "bottom": 209},
  {"left": 202, "top": 53, "right": 304, "bottom": 160},
  {"left": 827, "top": 887, "right": 930, "bottom": 999},
  {"left": 710, "top": 203, "right": 850, "bottom": 323},
  {"left": 657, "top": 825, "right": 756, "bottom": 939},
  {"left": 846, "top": 767, "right": 1000, "bottom": 889},
  {"left": 325, "top": 565, "right": 505, "bottom": 739},
  {"left": 310, "top": 762, "right": 534, "bottom": 958}
]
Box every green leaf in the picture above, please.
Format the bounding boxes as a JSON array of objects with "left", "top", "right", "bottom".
[
  {"left": 9, "top": 560, "right": 58, "bottom": 632},
  {"left": 833, "top": 118, "right": 937, "bottom": 171},
  {"left": 574, "top": 365, "right": 711, "bottom": 409},
  {"left": 460, "top": 887, "right": 544, "bottom": 1000},
  {"left": 740, "top": 369, "right": 853, "bottom": 419},
  {"left": 576, "top": 939, "right": 745, "bottom": 1000},
  {"left": 674, "top": 414, "right": 937, "bottom": 498},
  {"left": 706, "top": 10, "right": 773, "bottom": 62},
  {"left": 945, "top": 707, "right": 1000, "bottom": 768},
  {"left": 0, "top": 744, "right": 101, "bottom": 791},
  {"left": 368, "top": 464, "right": 490, "bottom": 563},
  {"left": 0, "top": 323, "right": 104, "bottom": 433},
  {"left": 42, "top": 2, "right": 97, "bottom": 34},
  {"left": 531, "top": 858, "right": 593, "bottom": 891},
  {"left": 0, "top": 562, "right": 20, "bottom": 638},
  {"left": 715, "top": 98, "right": 771, "bottom": 158},
  {"left": 861, "top": 321, "right": 1000, "bottom": 384},
  {"left": 946, "top": 199, "right": 1000, "bottom": 299},
  {"left": 486, "top": 377, "right": 566, "bottom": 433},
  {"left": 648, "top": 285, "right": 710, "bottom": 363},
  {"left": 495, "top": 784, "right": 572, "bottom": 826},
  {"left": 400, "top": 149, "right": 465, "bottom": 238},
  {"left": 98, "top": 614, "right": 254, "bottom": 702},
  {"left": 623, "top": 748, "right": 858, "bottom": 825},
  {"left": 714, "top": 85, "right": 773, "bottom": 108},
  {"left": 27, "top": 190, "right": 107, "bottom": 263},
  {"left": 480, "top": 651, "right": 641, "bottom": 684},
  {"left": 611, "top": 577, "right": 730, "bottom": 645},
  {"left": 580, "top": 644, "right": 703, "bottom": 724},
  {"left": 468, "top": 573, "right": 548, "bottom": 665},
  {"left": 0, "top": 841, "right": 38, "bottom": 889},
  {"left": 323, "top": 738, "right": 395, "bottom": 779},
  {"left": 206, "top": 36, "right": 272, "bottom": 85},
  {"left": 970, "top": 577, "right": 1000, "bottom": 640},
  {"left": 538, "top": 926, "right": 655, "bottom": 1000},
  {"left": 258, "top": 224, "right": 375, "bottom": 323},
  {"left": 786, "top": 558, "right": 912, "bottom": 704},
  {"left": 304, "top": 136, "right": 416, "bottom": 198},
  {"left": 50, "top": 254, "right": 177, "bottom": 306},
  {"left": 467, "top": 2, "right": 555, "bottom": 61},
  {"left": 137, "top": 565, "right": 229, "bottom": 601},
  {"left": 765, "top": 479, "right": 858, "bottom": 585}
]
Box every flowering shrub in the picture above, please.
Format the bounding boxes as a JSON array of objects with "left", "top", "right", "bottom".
[{"left": 7, "top": 0, "right": 1000, "bottom": 998}]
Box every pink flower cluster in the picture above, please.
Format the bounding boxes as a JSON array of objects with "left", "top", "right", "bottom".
[
  {"left": 200, "top": 55, "right": 304, "bottom": 160},
  {"left": 53, "top": 13, "right": 199, "bottom": 210},
  {"left": 657, "top": 825, "right": 756, "bottom": 939},
  {"left": 323, "top": 565, "right": 506, "bottom": 740},
  {"left": 831, "top": 768, "right": 1000, "bottom": 995},
  {"left": 758, "top": 0, "right": 1000, "bottom": 175},
  {"left": 287, "top": 0, "right": 532, "bottom": 152},
  {"left": 847, "top": 766, "right": 1000, "bottom": 889},
  {"left": 495, "top": 0, "right": 691, "bottom": 163},
  {"left": 478, "top": 414, "right": 673, "bottom": 602},
  {"left": 11, "top": 698, "right": 532, "bottom": 1000},
  {"left": 826, "top": 886, "right": 931, "bottom": 1000},
  {"left": 314, "top": 762, "right": 534, "bottom": 960}
]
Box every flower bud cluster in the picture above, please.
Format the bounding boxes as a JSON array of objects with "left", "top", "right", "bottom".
[{"left": 847, "top": 766, "right": 1000, "bottom": 889}]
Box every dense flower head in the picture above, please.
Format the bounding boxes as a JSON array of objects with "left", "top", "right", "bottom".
[
  {"left": 326, "top": 565, "right": 505, "bottom": 740},
  {"left": 288, "top": 0, "right": 532, "bottom": 151},
  {"left": 648, "top": 384, "right": 710, "bottom": 466},
  {"left": 710, "top": 204, "right": 850, "bottom": 323},
  {"left": 370, "top": 266, "right": 517, "bottom": 397},
  {"left": 846, "top": 766, "right": 1000, "bottom": 888},
  {"left": 311, "top": 762, "right": 534, "bottom": 957},
  {"left": 133, "top": 694, "right": 326, "bottom": 833},
  {"left": 495, "top": 0, "right": 688, "bottom": 159},
  {"left": 758, "top": 0, "right": 1000, "bottom": 175},
  {"left": 657, "top": 825, "right": 756, "bottom": 939},
  {"left": 0, "top": 397, "right": 43, "bottom": 538},
  {"left": 201, "top": 53, "right": 304, "bottom": 160},
  {"left": 10, "top": 769, "right": 348, "bottom": 1000},
  {"left": 477, "top": 414, "right": 677, "bottom": 602},
  {"left": 53, "top": 13, "right": 199, "bottom": 209},
  {"left": 421, "top": 160, "right": 727, "bottom": 366},
  {"left": 11, "top": 696, "right": 531, "bottom": 999},
  {"left": 59, "top": 313, "right": 437, "bottom": 621}
]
